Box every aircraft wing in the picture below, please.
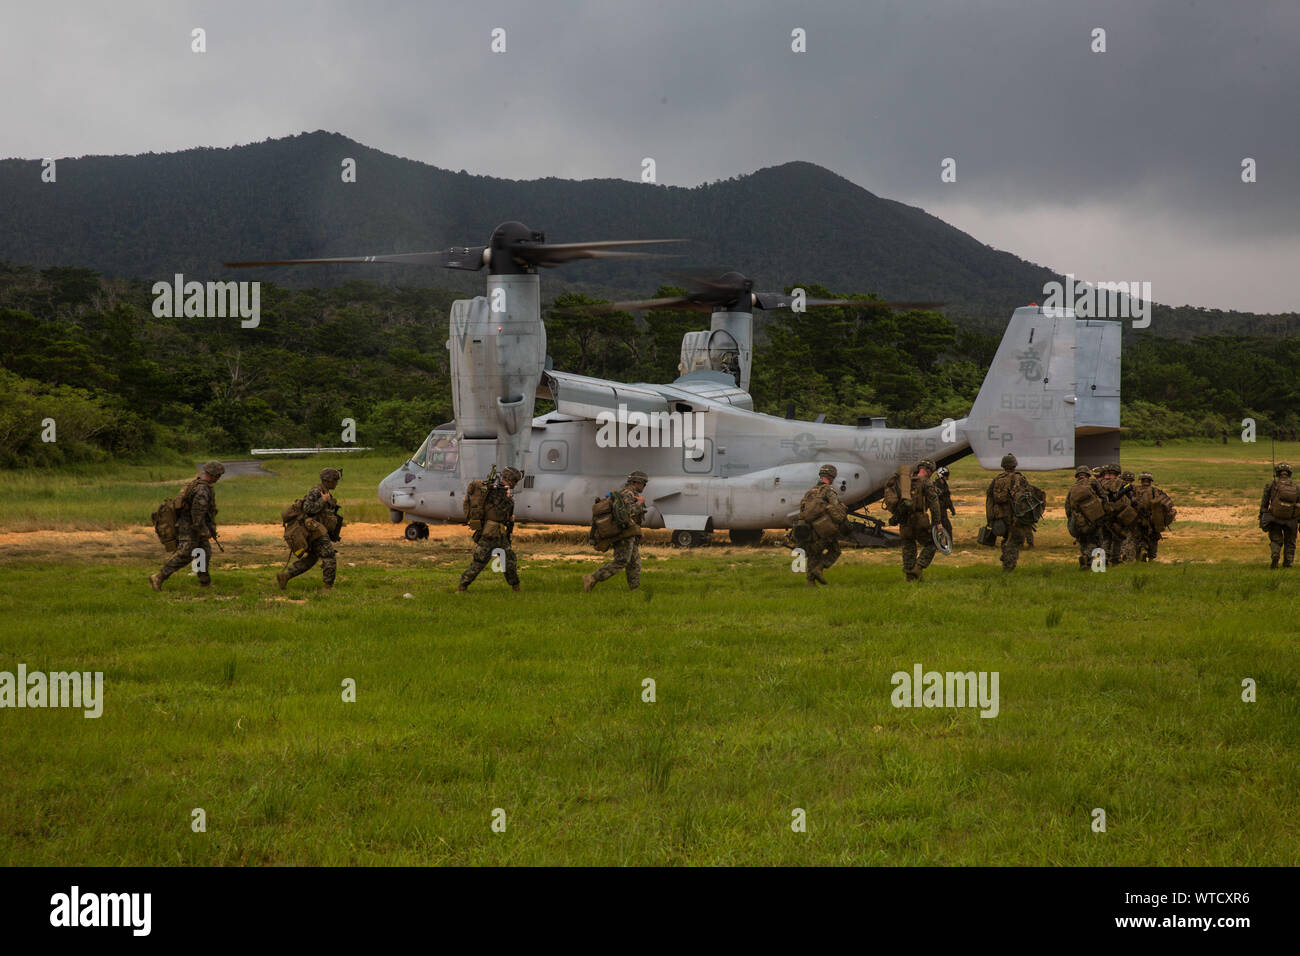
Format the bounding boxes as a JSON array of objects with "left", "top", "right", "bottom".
[
  {"left": 663, "top": 371, "right": 754, "bottom": 408},
  {"left": 538, "top": 370, "right": 671, "bottom": 420}
]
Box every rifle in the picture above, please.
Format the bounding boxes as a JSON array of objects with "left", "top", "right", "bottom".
[{"left": 210, "top": 527, "right": 225, "bottom": 552}]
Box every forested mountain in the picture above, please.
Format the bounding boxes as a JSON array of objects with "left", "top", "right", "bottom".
[
  {"left": 2, "top": 267, "right": 1297, "bottom": 467},
  {"left": 0, "top": 130, "right": 1212, "bottom": 330},
  {"left": 5, "top": 131, "right": 1293, "bottom": 336}
]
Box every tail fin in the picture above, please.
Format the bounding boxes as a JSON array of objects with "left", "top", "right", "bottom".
[
  {"left": 965, "top": 306, "right": 1077, "bottom": 470},
  {"left": 1072, "top": 319, "right": 1122, "bottom": 465}
]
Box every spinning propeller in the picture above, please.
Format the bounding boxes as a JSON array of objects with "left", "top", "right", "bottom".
[
  {"left": 583, "top": 270, "right": 944, "bottom": 313},
  {"left": 226, "top": 221, "right": 682, "bottom": 276}
]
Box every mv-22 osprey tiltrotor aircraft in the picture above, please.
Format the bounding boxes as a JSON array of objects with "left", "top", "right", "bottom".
[{"left": 229, "top": 221, "right": 1121, "bottom": 547}]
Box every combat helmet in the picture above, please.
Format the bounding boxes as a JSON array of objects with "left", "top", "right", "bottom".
[
  {"left": 818, "top": 464, "right": 838, "bottom": 480},
  {"left": 1138, "top": 471, "right": 1154, "bottom": 482},
  {"left": 627, "top": 469, "right": 649, "bottom": 485},
  {"left": 936, "top": 466, "right": 949, "bottom": 479},
  {"left": 1075, "top": 465, "right": 1091, "bottom": 478},
  {"left": 1276, "top": 462, "right": 1293, "bottom": 476},
  {"left": 501, "top": 466, "right": 523, "bottom": 484},
  {"left": 1101, "top": 462, "right": 1121, "bottom": 476},
  {"left": 201, "top": 461, "right": 226, "bottom": 478},
  {"left": 1121, "top": 470, "right": 1135, "bottom": 483},
  {"left": 915, "top": 458, "right": 937, "bottom": 474},
  {"left": 1000, "top": 453, "right": 1018, "bottom": 471},
  {"left": 1090, "top": 466, "right": 1102, "bottom": 478},
  {"left": 320, "top": 467, "right": 341, "bottom": 483}
]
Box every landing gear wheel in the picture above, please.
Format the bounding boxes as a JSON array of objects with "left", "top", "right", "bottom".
[
  {"left": 728, "top": 529, "right": 764, "bottom": 546},
  {"left": 405, "top": 522, "right": 429, "bottom": 541},
  {"left": 672, "top": 529, "right": 709, "bottom": 548}
]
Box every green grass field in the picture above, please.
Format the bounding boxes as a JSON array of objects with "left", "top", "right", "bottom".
[{"left": 1, "top": 442, "right": 1298, "bottom": 865}]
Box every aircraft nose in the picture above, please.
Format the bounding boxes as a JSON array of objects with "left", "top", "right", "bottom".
[{"left": 377, "top": 468, "right": 402, "bottom": 507}]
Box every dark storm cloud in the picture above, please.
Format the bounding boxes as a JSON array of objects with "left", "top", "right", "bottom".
[{"left": 1, "top": 0, "right": 1296, "bottom": 310}]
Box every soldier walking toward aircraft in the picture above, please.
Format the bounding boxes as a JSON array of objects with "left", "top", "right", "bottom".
[
  {"left": 1132, "top": 470, "right": 1176, "bottom": 561},
  {"left": 458, "top": 466, "right": 523, "bottom": 592},
  {"left": 585, "top": 471, "right": 648, "bottom": 592},
  {"left": 1098, "top": 463, "right": 1138, "bottom": 564},
  {"left": 278, "top": 467, "right": 345, "bottom": 591},
  {"left": 933, "top": 466, "right": 956, "bottom": 542},
  {"left": 1260, "top": 462, "right": 1299, "bottom": 569},
  {"left": 984, "top": 453, "right": 1034, "bottom": 571},
  {"left": 900, "top": 459, "right": 942, "bottom": 582},
  {"left": 797, "top": 464, "right": 848, "bottom": 586},
  {"left": 150, "top": 461, "right": 224, "bottom": 591},
  {"left": 1064, "top": 465, "right": 1107, "bottom": 569}
]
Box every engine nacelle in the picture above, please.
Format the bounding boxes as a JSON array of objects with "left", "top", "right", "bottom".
[{"left": 447, "top": 273, "right": 546, "bottom": 472}]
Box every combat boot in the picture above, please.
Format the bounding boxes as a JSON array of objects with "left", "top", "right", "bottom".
[
  {"left": 148, "top": 573, "right": 163, "bottom": 592},
  {"left": 1271, "top": 555, "right": 1280, "bottom": 569},
  {"left": 582, "top": 574, "right": 595, "bottom": 593},
  {"left": 511, "top": 584, "right": 521, "bottom": 592},
  {"left": 276, "top": 571, "right": 289, "bottom": 590},
  {"left": 456, "top": 584, "right": 468, "bottom": 594},
  {"left": 813, "top": 570, "right": 828, "bottom": 585}
]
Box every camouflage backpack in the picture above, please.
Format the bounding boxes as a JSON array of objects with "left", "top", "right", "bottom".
[
  {"left": 1136, "top": 484, "right": 1176, "bottom": 531},
  {"left": 591, "top": 494, "right": 623, "bottom": 549},
  {"left": 1066, "top": 479, "right": 1105, "bottom": 528},
  {"left": 462, "top": 480, "right": 489, "bottom": 531},
  {"left": 609, "top": 489, "right": 632, "bottom": 530},
  {"left": 150, "top": 477, "right": 201, "bottom": 552},
  {"left": 1269, "top": 477, "right": 1300, "bottom": 521},
  {"left": 1012, "top": 482, "right": 1047, "bottom": 525},
  {"left": 881, "top": 474, "right": 902, "bottom": 511},
  {"left": 991, "top": 471, "right": 1015, "bottom": 507},
  {"left": 799, "top": 486, "right": 829, "bottom": 522}
]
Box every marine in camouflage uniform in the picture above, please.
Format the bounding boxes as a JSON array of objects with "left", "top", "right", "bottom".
[
  {"left": 585, "top": 471, "right": 648, "bottom": 591},
  {"left": 799, "top": 464, "right": 846, "bottom": 586},
  {"left": 458, "top": 466, "right": 523, "bottom": 592},
  {"left": 1064, "top": 465, "right": 1106, "bottom": 569},
  {"left": 899, "top": 459, "right": 942, "bottom": 582},
  {"left": 150, "top": 461, "right": 224, "bottom": 590},
  {"left": 1098, "top": 463, "right": 1138, "bottom": 564},
  {"left": 933, "top": 466, "right": 956, "bottom": 541},
  {"left": 1260, "top": 462, "right": 1298, "bottom": 569},
  {"left": 1132, "top": 470, "right": 1174, "bottom": 561},
  {"left": 985, "top": 453, "right": 1033, "bottom": 571},
  {"left": 278, "top": 467, "right": 344, "bottom": 590}
]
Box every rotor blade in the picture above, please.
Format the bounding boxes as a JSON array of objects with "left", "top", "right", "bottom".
[
  {"left": 534, "top": 239, "right": 685, "bottom": 253},
  {"left": 560, "top": 296, "right": 711, "bottom": 314},
  {"left": 533, "top": 248, "right": 672, "bottom": 267},
  {"left": 225, "top": 247, "right": 487, "bottom": 270},
  {"left": 606, "top": 296, "right": 718, "bottom": 312},
  {"left": 519, "top": 239, "right": 684, "bottom": 268},
  {"left": 753, "top": 292, "right": 946, "bottom": 311},
  {"left": 665, "top": 270, "right": 750, "bottom": 294}
]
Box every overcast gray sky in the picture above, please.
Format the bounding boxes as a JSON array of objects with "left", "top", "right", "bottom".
[{"left": 3, "top": 0, "right": 1296, "bottom": 311}]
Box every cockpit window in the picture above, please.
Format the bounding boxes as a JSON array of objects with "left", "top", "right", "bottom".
[{"left": 414, "top": 430, "right": 458, "bottom": 471}]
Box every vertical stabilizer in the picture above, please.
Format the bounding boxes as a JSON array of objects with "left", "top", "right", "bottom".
[{"left": 965, "top": 306, "right": 1076, "bottom": 470}]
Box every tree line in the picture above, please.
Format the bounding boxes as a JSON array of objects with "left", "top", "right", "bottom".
[{"left": 1, "top": 265, "right": 1295, "bottom": 468}]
